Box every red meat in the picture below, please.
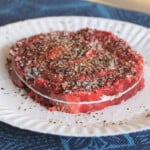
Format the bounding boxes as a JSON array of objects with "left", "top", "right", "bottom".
[{"left": 8, "top": 28, "right": 144, "bottom": 113}]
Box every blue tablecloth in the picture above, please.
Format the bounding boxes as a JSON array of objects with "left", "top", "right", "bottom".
[{"left": 0, "top": 0, "right": 150, "bottom": 149}]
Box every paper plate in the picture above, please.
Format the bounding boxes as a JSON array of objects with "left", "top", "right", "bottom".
[{"left": 0, "top": 16, "right": 150, "bottom": 137}]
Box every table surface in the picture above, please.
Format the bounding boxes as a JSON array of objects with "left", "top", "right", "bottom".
[
  {"left": 88, "top": 0, "right": 150, "bottom": 14},
  {"left": 0, "top": 0, "right": 150, "bottom": 150}
]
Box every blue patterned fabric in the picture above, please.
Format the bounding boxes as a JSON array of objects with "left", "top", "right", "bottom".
[{"left": 0, "top": 0, "right": 150, "bottom": 149}]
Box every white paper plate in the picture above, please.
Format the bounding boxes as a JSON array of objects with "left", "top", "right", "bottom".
[{"left": 0, "top": 16, "right": 150, "bottom": 137}]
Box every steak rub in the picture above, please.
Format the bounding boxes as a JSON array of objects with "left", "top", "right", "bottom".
[{"left": 8, "top": 28, "right": 144, "bottom": 113}]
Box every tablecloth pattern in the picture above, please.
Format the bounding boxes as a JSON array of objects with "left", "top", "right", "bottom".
[{"left": 0, "top": 0, "right": 150, "bottom": 149}]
